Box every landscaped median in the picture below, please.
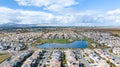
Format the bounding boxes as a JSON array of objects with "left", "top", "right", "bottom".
[{"left": 0, "top": 53, "right": 11, "bottom": 63}]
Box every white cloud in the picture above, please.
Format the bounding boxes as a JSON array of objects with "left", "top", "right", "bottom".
[
  {"left": 107, "top": 9, "right": 120, "bottom": 15},
  {"left": 105, "top": 9, "right": 120, "bottom": 24},
  {"left": 1, "top": 7, "right": 120, "bottom": 26},
  {"left": 0, "top": 7, "right": 54, "bottom": 24},
  {"left": 15, "top": 0, "right": 78, "bottom": 12}
]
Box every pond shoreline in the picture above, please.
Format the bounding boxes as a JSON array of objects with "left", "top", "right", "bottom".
[{"left": 37, "top": 40, "right": 88, "bottom": 49}]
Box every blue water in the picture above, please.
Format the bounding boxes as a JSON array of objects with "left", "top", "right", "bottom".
[{"left": 37, "top": 40, "right": 88, "bottom": 48}]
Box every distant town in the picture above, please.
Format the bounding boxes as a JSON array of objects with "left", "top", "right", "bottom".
[{"left": 0, "top": 27, "right": 120, "bottom": 67}]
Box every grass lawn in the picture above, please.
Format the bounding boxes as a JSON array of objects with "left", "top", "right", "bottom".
[
  {"left": 40, "top": 39, "right": 73, "bottom": 43},
  {"left": 90, "top": 58, "right": 94, "bottom": 63},
  {"left": 61, "top": 53, "right": 67, "bottom": 67},
  {"left": 32, "top": 39, "right": 78, "bottom": 47},
  {"left": 0, "top": 53, "right": 11, "bottom": 63}
]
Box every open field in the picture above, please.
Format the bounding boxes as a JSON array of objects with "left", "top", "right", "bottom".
[
  {"left": 0, "top": 53, "right": 11, "bottom": 63},
  {"left": 91, "top": 28, "right": 120, "bottom": 36},
  {"left": 0, "top": 34, "right": 7, "bottom": 37},
  {"left": 108, "top": 30, "right": 120, "bottom": 36}
]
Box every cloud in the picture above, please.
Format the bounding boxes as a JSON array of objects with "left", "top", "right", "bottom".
[
  {"left": 0, "top": 7, "right": 77, "bottom": 25},
  {"left": 0, "top": 7, "right": 53, "bottom": 24},
  {"left": 15, "top": 0, "right": 79, "bottom": 12},
  {"left": 106, "top": 9, "right": 120, "bottom": 23},
  {"left": 0, "top": 7, "right": 120, "bottom": 26}
]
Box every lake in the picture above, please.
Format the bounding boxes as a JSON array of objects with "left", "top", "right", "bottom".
[{"left": 37, "top": 40, "right": 88, "bottom": 48}]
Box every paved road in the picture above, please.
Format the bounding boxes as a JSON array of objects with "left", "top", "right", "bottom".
[{"left": 76, "top": 49, "right": 91, "bottom": 67}]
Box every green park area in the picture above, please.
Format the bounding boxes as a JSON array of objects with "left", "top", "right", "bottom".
[
  {"left": 39, "top": 39, "right": 73, "bottom": 43},
  {"left": 32, "top": 39, "right": 77, "bottom": 47}
]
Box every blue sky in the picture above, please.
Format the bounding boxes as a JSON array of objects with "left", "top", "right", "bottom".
[{"left": 0, "top": 0, "right": 120, "bottom": 26}]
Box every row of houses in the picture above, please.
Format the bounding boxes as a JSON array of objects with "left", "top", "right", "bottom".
[
  {"left": 95, "top": 49, "right": 120, "bottom": 66},
  {"left": 83, "top": 49, "right": 110, "bottom": 67},
  {"left": 82, "top": 31, "right": 120, "bottom": 55},
  {"left": 5, "top": 50, "right": 32, "bottom": 67}
]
